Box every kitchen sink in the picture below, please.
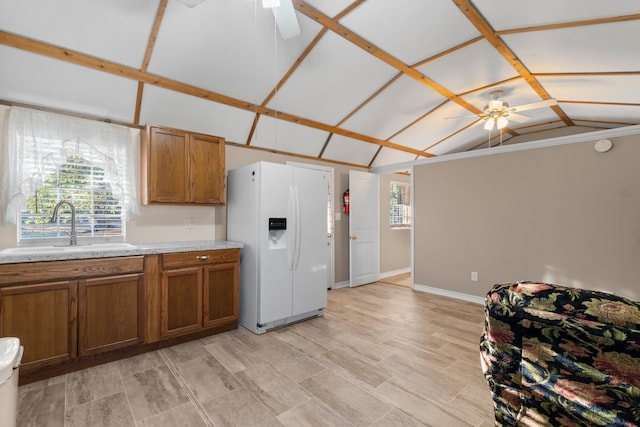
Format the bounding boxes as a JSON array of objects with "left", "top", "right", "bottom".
[{"left": 0, "top": 243, "right": 138, "bottom": 255}]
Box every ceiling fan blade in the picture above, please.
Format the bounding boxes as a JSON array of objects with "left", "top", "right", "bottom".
[
  {"left": 506, "top": 112, "right": 529, "bottom": 123},
  {"left": 272, "top": 0, "right": 301, "bottom": 39},
  {"left": 511, "top": 98, "right": 557, "bottom": 113},
  {"left": 175, "top": 0, "right": 206, "bottom": 7},
  {"left": 444, "top": 113, "right": 482, "bottom": 120}
]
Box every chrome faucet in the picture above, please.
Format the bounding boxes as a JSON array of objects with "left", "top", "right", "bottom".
[{"left": 50, "top": 200, "right": 77, "bottom": 246}]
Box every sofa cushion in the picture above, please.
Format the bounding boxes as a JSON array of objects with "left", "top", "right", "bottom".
[{"left": 481, "top": 281, "right": 640, "bottom": 426}]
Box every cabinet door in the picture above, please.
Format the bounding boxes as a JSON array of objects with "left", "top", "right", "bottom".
[
  {"left": 78, "top": 273, "right": 144, "bottom": 357},
  {"left": 162, "top": 267, "right": 203, "bottom": 337},
  {"left": 148, "top": 127, "right": 189, "bottom": 203},
  {"left": 0, "top": 281, "right": 77, "bottom": 372},
  {"left": 190, "top": 134, "right": 225, "bottom": 205},
  {"left": 203, "top": 262, "right": 239, "bottom": 329}
]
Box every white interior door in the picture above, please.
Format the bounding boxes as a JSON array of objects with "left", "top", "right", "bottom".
[{"left": 349, "top": 170, "right": 379, "bottom": 287}]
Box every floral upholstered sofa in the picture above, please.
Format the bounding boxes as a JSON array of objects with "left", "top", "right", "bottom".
[{"left": 480, "top": 281, "right": 640, "bottom": 426}]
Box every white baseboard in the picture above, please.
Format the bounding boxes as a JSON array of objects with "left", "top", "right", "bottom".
[
  {"left": 332, "top": 280, "right": 350, "bottom": 289},
  {"left": 380, "top": 268, "right": 411, "bottom": 279},
  {"left": 413, "top": 284, "right": 485, "bottom": 305}
]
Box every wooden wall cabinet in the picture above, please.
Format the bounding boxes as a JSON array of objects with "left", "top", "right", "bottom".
[
  {"left": 141, "top": 125, "right": 225, "bottom": 205},
  {"left": 0, "top": 257, "right": 144, "bottom": 373},
  {"left": 160, "top": 249, "right": 239, "bottom": 338}
]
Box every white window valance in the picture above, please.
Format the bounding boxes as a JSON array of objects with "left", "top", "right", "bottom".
[{"left": 1, "top": 107, "right": 139, "bottom": 225}]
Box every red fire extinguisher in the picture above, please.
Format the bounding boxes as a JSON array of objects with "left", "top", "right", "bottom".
[{"left": 343, "top": 189, "right": 350, "bottom": 214}]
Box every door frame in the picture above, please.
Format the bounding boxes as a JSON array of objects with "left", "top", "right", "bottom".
[{"left": 287, "top": 161, "right": 335, "bottom": 289}]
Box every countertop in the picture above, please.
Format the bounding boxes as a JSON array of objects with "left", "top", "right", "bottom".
[{"left": 0, "top": 240, "right": 243, "bottom": 264}]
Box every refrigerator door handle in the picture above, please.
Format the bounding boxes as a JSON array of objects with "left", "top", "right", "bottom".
[
  {"left": 288, "top": 184, "right": 295, "bottom": 271},
  {"left": 293, "top": 184, "right": 302, "bottom": 271}
]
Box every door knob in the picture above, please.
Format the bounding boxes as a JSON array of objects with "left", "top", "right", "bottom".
[{"left": 350, "top": 235, "right": 358, "bottom": 240}]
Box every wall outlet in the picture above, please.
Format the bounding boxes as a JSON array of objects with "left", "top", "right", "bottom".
[
  {"left": 471, "top": 271, "right": 478, "bottom": 282},
  {"left": 187, "top": 217, "right": 196, "bottom": 229}
]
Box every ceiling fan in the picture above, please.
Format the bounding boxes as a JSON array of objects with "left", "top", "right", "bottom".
[
  {"left": 175, "top": 0, "right": 301, "bottom": 40},
  {"left": 452, "top": 90, "right": 558, "bottom": 131},
  {"left": 263, "top": 0, "right": 301, "bottom": 39}
]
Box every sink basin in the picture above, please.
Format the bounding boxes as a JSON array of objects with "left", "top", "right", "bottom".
[{"left": 0, "top": 243, "right": 138, "bottom": 255}]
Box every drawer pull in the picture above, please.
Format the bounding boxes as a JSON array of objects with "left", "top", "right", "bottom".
[{"left": 196, "top": 255, "right": 209, "bottom": 261}]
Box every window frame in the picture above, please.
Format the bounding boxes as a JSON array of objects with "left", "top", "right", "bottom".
[
  {"left": 2, "top": 107, "right": 139, "bottom": 247},
  {"left": 389, "top": 180, "right": 411, "bottom": 229},
  {"left": 18, "top": 151, "right": 126, "bottom": 245}
]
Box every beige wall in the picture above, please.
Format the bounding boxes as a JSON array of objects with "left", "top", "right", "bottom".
[
  {"left": 413, "top": 135, "right": 640, "bottom": 301},
  {"left": 379, "top": 173, "right": 411, "bottom": 274},
  {"left": 0, "top": 106, "right": 368, "bottom": 284}
]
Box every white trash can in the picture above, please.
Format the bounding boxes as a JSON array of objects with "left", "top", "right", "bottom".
[{"left": 0, "top": 337, "right": 23, "bottom": 427}]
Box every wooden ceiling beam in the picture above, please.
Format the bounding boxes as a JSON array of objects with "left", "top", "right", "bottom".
[
  {"left": 337, "top": 72, "right": 403, "bottom": 127},
  {"left": 535, "top": 71, "right": 640, "bottom": 77},
  {"left": 497, "top": 13, "right": 640, "bottom": 35},
  {"left": 226, "top": 140, "right": 367, "bottom": 169},
  {"left": 411, "top": 36, "right": 484, "bottom": 69},
  {"left": 260, "top": 28, "right": 326, "bottom": 108},
  {"left": 247, "top": 28, "right": 327, "bottom": 146},
  {"left": 0, "top": 29, "right": 431, "bottom": 158},
  {"left": 451, "top": 0, "right": 574, "bottom": 127},
  {"left": 292, "top": 0, "right": 483, "bottom": 116},
  {"left": 133, "top": 0, "right": 168, "bottom": 126},
  {"left": 559, "top": 100, "right": 640, "bottom": 107}
]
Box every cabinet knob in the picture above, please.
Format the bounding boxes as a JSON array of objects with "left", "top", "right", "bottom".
[{"left": 196, "top": 255, "right": 209, "bottom": 260}]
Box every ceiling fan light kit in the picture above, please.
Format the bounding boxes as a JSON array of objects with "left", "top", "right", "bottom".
[
  {"left": 496, "top": 116, "right": 508, "bottom": 129},
  {"left": 445, "top": 90, "right": 556, "bottom": 138},
  {"left": 483, "top": 114, "right": 509, "bottom": 131}
]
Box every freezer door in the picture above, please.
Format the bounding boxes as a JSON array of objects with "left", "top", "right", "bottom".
[
  {"left": 257, "top": 163, "right": 294, "bottom": 325},
  {"left": 291, "top": 167, "right": 328, "bottom": 316}
]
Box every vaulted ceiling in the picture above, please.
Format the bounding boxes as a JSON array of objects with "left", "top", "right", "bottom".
[{"left": 1, "top": 0, "right": 639, "bottom": 169}]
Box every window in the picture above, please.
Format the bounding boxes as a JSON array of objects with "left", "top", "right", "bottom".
[
  {"left": 389, "top": 181, "right": 411, "bottom": 228},
  {"left": 1, "top": 107, "right": 139, "bottom": 245},
  {"left": 21, "top": 154, "right": 123, "bottom": 241}
]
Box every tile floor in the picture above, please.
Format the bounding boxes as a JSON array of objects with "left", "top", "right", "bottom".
[{"left": 16, "top": 282, "right": 494, "bottom": 426}]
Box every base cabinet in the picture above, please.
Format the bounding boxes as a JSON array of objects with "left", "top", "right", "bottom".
[
  {"left": 0, "top": 257, "right": 143, "bottom": 375},
  {"left": 204, "top": 263, "right": 239, "bottom": 328},
  {"left": 78, "top": 273, "right": 144, "bottom": 357},
  {"left": 161, "top": 250, "right": 239, "bottom": 338},
  {"left": 0, "top": 248, "right": 239, "bottom": 384},
  {"left": 162, "top": 267, "right": 203, "bottom": 337},
  {"left": 0, "top": 281, "right": 77, "bottom": 372}
]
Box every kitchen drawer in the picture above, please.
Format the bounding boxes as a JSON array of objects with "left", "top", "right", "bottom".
[
  {"left": 161, "top": 249, "right": 239, "bottom": 269},
  {"left": 0, "top": 256, "right": 144, "bottom": 287}
]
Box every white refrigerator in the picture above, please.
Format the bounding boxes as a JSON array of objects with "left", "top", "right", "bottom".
[{"left": 227, "top": 162, "right": 328, "bottom": 334}]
